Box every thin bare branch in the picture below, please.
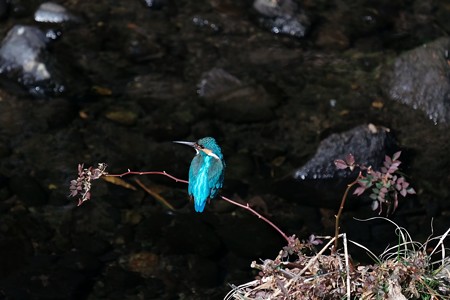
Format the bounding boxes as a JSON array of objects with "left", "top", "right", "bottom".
[
  {"left": 104, "top": 169, "right": 291, "bottom": 243},
  {"left": 220, "top": 195, "right": 290, "bottom": 243}
]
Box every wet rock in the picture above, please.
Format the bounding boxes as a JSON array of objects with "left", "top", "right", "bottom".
[
  {"left": 127, "top": 252, "right": 159, "bottom": 278},
  {"left": 198, "top": 68, "right": 277, "bottom": 123},
  {"left": 0, "top": 25, "right": 66, "bottom": 97},
  {"left": 125, "top": 74, "right": 189, "bottom": 103},
  {"left": 253, "top": 0, "right": 310, "bottom": 38},
  {"left": 316, "top": 24, "right": 350, "bottom": 50},
  {"left": 294, "top": 124, "right": 392, "bottom": 180},
  {"left": 44, "top": 28, "right": 63, "bottom": 41},
  {"left": 124, "top": 31, "right": 165, "bottom": 62},
  {"left": 274, "top": 124, "right": 394, "bottom": 207},
  {"left": 381, "top": 37, "right": 450, "bottom": 125},
  {"left": 34, "top": 2, "right": 81, "bottom": 23},
  {"left": 0, "top": 26, "right": 48, "bottom": 80},
  {"left": 198, "top": 68, "right": 241, "bottom": 97}
]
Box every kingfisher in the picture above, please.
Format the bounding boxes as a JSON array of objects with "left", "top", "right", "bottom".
[{"left": 173, "top": 137, "right": 225, "bottom": 212}]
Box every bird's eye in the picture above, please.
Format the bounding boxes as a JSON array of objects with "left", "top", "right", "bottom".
[{"left": 197, "top": 144, "right": 204, "bottom": 149}]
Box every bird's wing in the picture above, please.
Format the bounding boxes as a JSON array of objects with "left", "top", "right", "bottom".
[
  {"left": 188, "top": 155, "right": 202, "bottom": 197},
  {"left": 208, "top": 158, "right": 225, "bottom": 198}
]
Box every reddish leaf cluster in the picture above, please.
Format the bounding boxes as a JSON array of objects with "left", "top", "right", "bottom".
[
  {"left": 335, "top": 153, "right": 356, "bottom": 171},
  {"left": 334, "top": 151, "right": 415, "bottom": 215},
  {"left": 69, "top": 163, "right": 108, "bottom": 206}
]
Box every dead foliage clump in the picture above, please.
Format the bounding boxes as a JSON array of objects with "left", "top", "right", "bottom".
[{"left": 225, "top": 219, "right": 450, "bottom": 300}]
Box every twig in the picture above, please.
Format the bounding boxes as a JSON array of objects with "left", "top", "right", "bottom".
[
  {"left": 220, "top": 195, "right": 290, "bottom": 243},
  {"left": 106, "top": 170, "right": 189, "bottom": 184},
  {"left": 223, "top": 279, "right": 260, "bottom": 300},
  {"left": 334, "top": 175, "right": 360, "bottom": 251},
  {"left": 292, "top": 234, "right": 341, "bottom": 280},
  {"left": 105, "top": 170, "right": 291, "bottom": 243}
]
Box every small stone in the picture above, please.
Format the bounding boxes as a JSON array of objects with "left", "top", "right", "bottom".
[
  {"left": 0, "top": 25, "right": 66, "bottom": 97},
  {"left": 198, "top": 68, "right": 278, "bottom": 123},
  {"left": 0, "top": 26, "right": 49, "bottom": 81},
  {"left": 34, "top": 2, "right": 80, "bottom": 23},
  {"left": 316, "top": 24, "right": 350, "bottom": 50},
  {"left": 127, "top": 252, "right": 159, "bottom": 278},
  {"left": 125, "top": 74, "right": 189, "bottom": 103},
  {"left": 105, "top": 110, "right": 138, "bottom": 126},
  {"left": 253, "top": 0, "right": 310, "bottom": 38}
]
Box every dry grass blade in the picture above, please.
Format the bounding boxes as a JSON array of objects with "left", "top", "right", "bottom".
[
  {"left": 134, "top": 178, "right": 175, "bottom": 211},
  {"left": 102, "top": 175, "right": 137, "bottom": 190},
  {"left": 294, "top": 235, "right": 339, "bottom": 279},
  {"left": 225, "top": 220, "right": 450, "bottom": 299},
  {"left": 342, "top": 233, "right": 351, "bottom": 299},
  {"left": 429, "top": 227, "right": 450, "bottom": 266}
]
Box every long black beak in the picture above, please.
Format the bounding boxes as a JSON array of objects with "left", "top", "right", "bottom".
[{"left": 173, "top": 140, "right": 197, "bottom": 148}]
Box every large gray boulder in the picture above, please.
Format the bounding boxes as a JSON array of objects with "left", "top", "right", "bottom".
[
  {"left": 0, "top": 25, "right": 65, "bottom": 97},
  {"left": 382, "top": 37, "right": 450, "bottom": 125}
]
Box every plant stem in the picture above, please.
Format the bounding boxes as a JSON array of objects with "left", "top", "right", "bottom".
[
  {"left": 105, "top": 170, "right": 291, "bottom": 243},
  {"left": 106, "top": 170, "right": 189, "bottom": 184},
  {"left": 334, "top": 176, "right": 360, "bottom": 251},
  {"left": 219, "top": 195, "right": 290, "bottom": 243}
]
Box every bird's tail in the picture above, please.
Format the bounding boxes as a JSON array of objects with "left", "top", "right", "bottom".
[{"left": 194, "top": 198, "right": 207, "bottom": 213}]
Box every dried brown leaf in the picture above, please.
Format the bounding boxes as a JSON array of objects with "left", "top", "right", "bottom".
[{"left": 102, "top": 176, "right": 137, "bottom": 190}]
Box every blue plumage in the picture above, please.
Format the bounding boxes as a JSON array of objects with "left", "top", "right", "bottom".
[{"left": 174, "top": 137, "right": 225, "bottom": 212}]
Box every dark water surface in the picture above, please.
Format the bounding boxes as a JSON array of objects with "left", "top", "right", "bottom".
[{"left": 0, "top": 0, "right": 449, "bottom": 299}]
